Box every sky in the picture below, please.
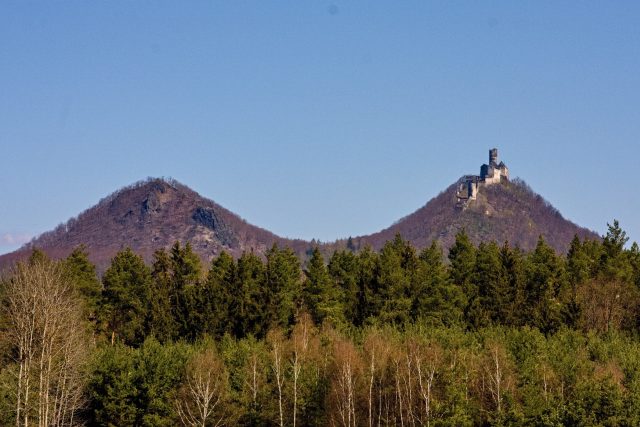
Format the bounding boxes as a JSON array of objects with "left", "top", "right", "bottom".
[{"left": 1, "top": 1, "right": 640, "bottom": 254}]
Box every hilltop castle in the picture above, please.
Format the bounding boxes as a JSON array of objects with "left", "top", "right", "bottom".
[{"left": 456, "top": 148, "right": 509, "bottom": 207}]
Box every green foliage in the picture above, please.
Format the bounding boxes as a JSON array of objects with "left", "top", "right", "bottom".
[
  {"left": 328, "top": 250, "right": 360, "bottom": 325},
  {"left": 448, "top": 229, "right": 477, "bottom": 292},
  {"left": 525, "top": 237, "right": 566, "bottom": 333},
  {"left": 232, "top": 251, "right": 268, "bottom": 337},
  {"left": 87, "top": 337, "right": 189, "bottom": 426},
  {"left": 265, "top": 245, "right": 302, "bottom": 329},
  {"left": 170, "top": 242, "right": 203, "bottom": 340},
  {"left": 375, "top": 234, "right": 414, "bottom": 325},
  {"left": 100, "top": 248, "right": 152, "bottom": 346},
  {"left": 413, "top": 241, "right": 465, "bottom": 325},
  {"left": 354, "top": 246, "right": 379, "bottom": 324},
  {"left": 10, "top": 222, "right": 640, "bottom": 425},
  {"left": 63, "top": 245, "right": 102, "bottom": 317},
  {"left": 304, "top": 247, "right": 345, "bottom": 327},
  {"left": 146, "top": 249, "right": 178, "bottom": 342}
]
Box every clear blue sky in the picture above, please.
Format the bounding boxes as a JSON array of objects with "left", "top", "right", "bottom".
[{"left": 2, "top": 1, "right": 639, "bottom": 254}]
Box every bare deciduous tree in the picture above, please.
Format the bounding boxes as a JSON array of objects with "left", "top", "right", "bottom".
[
  {"left": 578, "top": 279, "right": 638, "bottom": 333},
  {"left": 290, "top": 313, "right": 313, "bottom": 427},
  {"left": 330, "top": 338, "right": 361, "bottom": 427},
  {"left": 267, "top": 329, "right": 287, "bottom": 427},
  {"left": 363, "top": 330, "right": 390, "bottom": 427},
  {"left": 481, "top": 340, "right": 513, "bottom": 414},
  {"left": 175, "top": 347, "right": 228, "bottom": 427},
  {"left": 413, "top": 341, "right": 442, "bottom": 427},
  {"left": 4, "top": 258, "right": 89, "bottom": 427}
]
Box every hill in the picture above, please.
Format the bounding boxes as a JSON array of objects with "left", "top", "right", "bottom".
[
  {"left": 1, "top": 178, "right": 310, "bottom": 271},
  {"left": 0, "top": 158, "right": 600, "bottom": 271},
  {"left": 337, "top": 177, "right": 598, "bottom": 253}
]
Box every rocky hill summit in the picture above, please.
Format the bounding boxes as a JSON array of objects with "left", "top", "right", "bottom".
[
  {"left": 2, "top": 178, "right": 309, "bottom": 270},
  {"left": 336, "top": 177, "right": 598, "bottom": 254}
]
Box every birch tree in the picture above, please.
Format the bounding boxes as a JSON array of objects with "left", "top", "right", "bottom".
[
  {"left": 329, "top": 338, "right": 361, "bottom": 427},
  {"left": 4, "top": 258, "right": 90, "bottom": 426},
  {"left": 175, "top": 347, "right": 229, "bottom": 427}
]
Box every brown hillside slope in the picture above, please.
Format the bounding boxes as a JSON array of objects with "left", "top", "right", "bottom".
[
  {"left": 1, "top": 178, "right": 310, "bottom": 271},
  {"left": 0, "top": 177, "right": 599, "bottom": 273},
  {"left": 336, "top": 178, "right": 599, "bottom": 253}
]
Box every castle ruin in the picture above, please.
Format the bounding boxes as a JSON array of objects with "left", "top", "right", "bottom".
[{"left": 456, "top": 148, "right": 509, "bottom": 208}]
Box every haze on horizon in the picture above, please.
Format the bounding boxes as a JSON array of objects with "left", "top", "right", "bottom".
[{"left": 2, "top": 2, "right": 640, "bottom": 254}]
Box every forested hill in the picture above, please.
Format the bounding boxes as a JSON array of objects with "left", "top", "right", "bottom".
[
  {"left": 1, "top": 178, "right": 310, "bottom": 271},
  {"left": 0, "top": 177, "right": 598, "bottom": 271},
  {"left": 341, "top": 178, "right": 598, "bottom": 254}
]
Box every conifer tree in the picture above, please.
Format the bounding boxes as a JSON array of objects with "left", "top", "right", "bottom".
[
  {"left": 448, "top": 230, "right": 477, "bottom": 293},
  {"left": 412, "top": 241, "right": 464, "bottom": 325},
  {"left": 526, "top": 236, "right": 566, "bottom": 333},
  {"left": 202, "top": 251, "right": 236, "bottom": 338},
  {"left": 448, "top": 230, "right": 477, "bottom": 326},
  {"left": 233, "top": 251, "right": 268, "bottom": 337},
  {"left": 376, "top": 235, "right": 413, "bottom": 325},
  {"left": 147, "top": 249, "right": 178, "bottom": 342},
  {"left": 170, "top": 242, "right": 203, "bottom": 340},
  {"left": 499, "top": 242, "right": 527, "bottom": 326},
  {"left": 100, "top": 248, "right": 152, "bottom": 346},
  {"left": 63, "top": 244, "right": 101, "bottom": 318},
  {"left": 328, "top": 250, "right": 360, "bottom": 325},
  {"left": 628, "top": 242, "right": 640, "bottom": 288},
  {"left": 600, "top": 220, "right": 633, "bottom": 282},
  {"left": 470, "top": 241, "right": 508, "bottom": 327},
  {"left": 303, "top": 247, "right": 345, "bottom": 327},
  {"left": 563, "top": 236, "right": 591, "bottom": 328},
  {"left": 355, "top": 246, "right": 379, "bottom": 325},
  {"left": 265, "top": 245, "right": 302, "bottom": 330}
]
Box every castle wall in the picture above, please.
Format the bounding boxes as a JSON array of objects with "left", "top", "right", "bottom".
[
  {"left": 456, "top": 149, "right": 508, "bottom": 208},
  {"left": 468, "top": 180, "right": 479, "bottom": 200},
  {"left": 483, "top": 170, "right": 502, "bottom": 185}
]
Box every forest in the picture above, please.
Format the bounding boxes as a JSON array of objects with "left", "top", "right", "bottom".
[{"left": 2, "top": 221, "right": 640, "bottom": 426}]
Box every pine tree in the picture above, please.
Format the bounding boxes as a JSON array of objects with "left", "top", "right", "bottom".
[
  {"left": 376, "top": 235, "right": 413, "bottom": 325},
  {"left": 169, "top": 242, "right": 203, "bottom": 340},
  {"left": 628, "top": 242, "right": 640, "bottom": 288},
  {"left": 412, "top": 240, "right": 464, "bottom": 325},
  {"left": 303, "top": 248, "right": 345, "bottom": 327},
  {"left": 200, "top": 251, "right": 236, "bottom": 338},
  {"left": 147, "top": 249, "right": 178, "bottom": 342},
  {"left": 328, "top": 250, "right": 360, "bottom": 325},
  {"left": 265, "top": 245, "right": 303, "bottom": 330},
  {"left": 63, "top": 244, "right": 101, "bottom": 318},
  {"left": 564, "top": 236, "right": 591, "bottom": 328},
  {"left": 355, "top": 246, "right": 379, "bottom": 325},
  {"left": 448, "top": 230, "right": 477, "bottom": 293},
  {"left": 233, "top": 251, "right": 268, "bottom": 337},
  {"left": 448, "top": 230, "right": 477, "bottom": 327},
  {"left": 100, "top": 248, "right": 152, "bottom": 346},
  {"left": 499, "top": 242, "right": 527, "bottom": 326},
  {"left": 525, "top": 236, "right": 566, "bottom": 333},
  {"left": 472, "top": 241, "right": 509, "bottom": 327},
  {"left": 600, "top": 220, "right": 633, "bottom": 282}
]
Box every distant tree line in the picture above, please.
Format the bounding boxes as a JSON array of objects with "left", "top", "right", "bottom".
[{"left": 2, "top": 221, "right": 640, "bottom": 425}]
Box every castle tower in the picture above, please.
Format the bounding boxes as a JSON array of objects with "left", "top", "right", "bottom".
[{"left": 489, "top": 148, "right": 498, "bottom": 166}]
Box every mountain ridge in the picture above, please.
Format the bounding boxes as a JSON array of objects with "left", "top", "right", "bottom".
[{"left": 0, "top": 175, "right": 599, "bottom": 272}]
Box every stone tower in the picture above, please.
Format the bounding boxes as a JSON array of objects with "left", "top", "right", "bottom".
[{"left": 489, "top": 148, "right": 498, "bottom": 166}]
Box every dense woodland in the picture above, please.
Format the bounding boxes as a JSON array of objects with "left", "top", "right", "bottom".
[{"left": 2, "top": 221, "right": 640, "bottom": 426}]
